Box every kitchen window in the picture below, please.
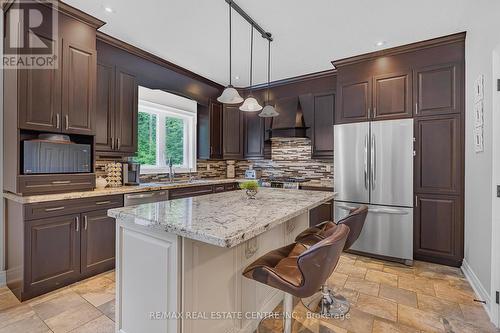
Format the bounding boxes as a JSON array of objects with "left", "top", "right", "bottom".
[{"left": 136, "top": 87, "right": 197, "bottom": 174}]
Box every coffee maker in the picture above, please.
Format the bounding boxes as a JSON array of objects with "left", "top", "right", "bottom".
[{"left": 122, "top": 159, "right": 141, "bottom": 186}]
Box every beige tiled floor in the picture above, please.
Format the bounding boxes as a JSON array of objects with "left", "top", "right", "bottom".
[{"left": 0, "top": 255, "right": 498, "bottom": 333}]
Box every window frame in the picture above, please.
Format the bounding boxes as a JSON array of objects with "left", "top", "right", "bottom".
[{"left": 138, "top": 99, "right": 197, "bottom": 174}]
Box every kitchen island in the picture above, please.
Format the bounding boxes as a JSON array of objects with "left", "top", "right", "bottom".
[{"left": 108, "top": 188, "right": 335, "bottom": 333}]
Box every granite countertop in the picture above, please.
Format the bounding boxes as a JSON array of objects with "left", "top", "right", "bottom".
[
  {"left": 108, "top": 188, "right": 336, "bottom": 248},
  {"left": 3, "top": 178, "right": 245, "bottom": 204}
]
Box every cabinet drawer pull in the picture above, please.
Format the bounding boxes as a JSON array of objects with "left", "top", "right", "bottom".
[
  {"left": 117, "top": 138, "right": 121, "bottom": 150},
  {"left": 84, "top": 216, "right": 88, "bottom": 230},
  {"left": 65, "top": 115, "right": 69, "bottom": 130},
  {"left": 44, "top": 206, "right": 65, "bottom": 212},
  {"left": 76, "top": 216, "right": 80, "bottom": 232},
  {"left": 52, "top": 180, "right": 71, "bottom": 185},
  {"left": 56, "top": 114, "right": 60, "bottom": 128},
  {"left": 111, "top": 137, "right": 114, "bottom": 150},
  {"left": 95, "top": 200, "right": 111, "bottom": 205}
]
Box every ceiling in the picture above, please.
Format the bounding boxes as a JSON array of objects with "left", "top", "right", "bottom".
[{"left": 64, "top": 0, "right": 470, "bottom": 87}]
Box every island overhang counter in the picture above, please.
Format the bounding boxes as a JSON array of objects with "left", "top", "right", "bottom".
[{"left": 108, "top": 188, "right": 336, "bottom": 333}]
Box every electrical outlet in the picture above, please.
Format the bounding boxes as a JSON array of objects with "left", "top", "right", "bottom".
[{"left": 325, "top": 165, "right": 331, "bottom": 172}]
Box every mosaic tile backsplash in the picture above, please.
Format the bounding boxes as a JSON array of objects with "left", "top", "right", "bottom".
[
  {"left": 236, "top": 138, "right": 333, "bottom": 181},
  {"left": 96, "top": 137, "right": 333, "bottom": 183}
]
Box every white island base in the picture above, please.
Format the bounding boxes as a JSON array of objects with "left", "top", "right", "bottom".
[{"left": 116, "top": 212, "right": 309, "bottom": 333}]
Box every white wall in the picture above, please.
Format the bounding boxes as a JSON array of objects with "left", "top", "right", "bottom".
[
  {"left": 491, "top": 46, "right": 500, "bottom": 326},
  {"left": 0, "top": 9, "right": 5, "bottom": 286},
  {"left": 463, "top": 0, "right": 500, "bottom": 320}
]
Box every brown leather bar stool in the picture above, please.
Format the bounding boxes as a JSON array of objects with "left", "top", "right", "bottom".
[
  {"left": 243, "top": 224, "right": 350, "bottom": 333},
  {"left": 295, "top": 205, "right": 368, "bottom": 316}
]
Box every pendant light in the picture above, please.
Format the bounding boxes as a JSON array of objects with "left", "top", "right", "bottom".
[
  {"left": 240, "top": 25, "right": 263, "bottom": 112},
  {"left": 259, "top": 38, "right": 279, "bottom": 117},
  {"left": 217, "top": 3, "right": 243, "bottom": 104}
]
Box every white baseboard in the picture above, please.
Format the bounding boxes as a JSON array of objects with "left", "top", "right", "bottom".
[
  {"left": 0, "top": 270, "right": 5, "bottom": 287},
  {"left": 461, "top": 259, "right": 492, "bottom": 320}
]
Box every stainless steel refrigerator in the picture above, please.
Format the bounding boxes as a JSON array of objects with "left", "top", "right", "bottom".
[{"left": 334, "top": 119, "right": 414, "bottom": 265}]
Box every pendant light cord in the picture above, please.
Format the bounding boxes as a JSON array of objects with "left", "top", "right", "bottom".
[
  {"left": 249, "top": 24, "right": 254, "bottom": 87},
  {"left": 267, "top": 39, "right": 271, "bottom": 103},
  {"left": 229, "top": 3, "right": 232, "bottom": 86}
]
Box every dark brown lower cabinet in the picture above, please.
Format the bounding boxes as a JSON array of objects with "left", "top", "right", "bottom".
[
  {"left": 6, "top": 195, "right": 123, "bottom": 301},
  {"left": 414, "top": 193, "right": 463, "bottom": 267},
  {"left": 309, "top": 200, "right": 333, "bottom": 227},
  {"left": 81, "top": 210, "right": 116, "bottom": 277},
  {"left": 25, "top": 214, "right": 81, "bottom": 299}
]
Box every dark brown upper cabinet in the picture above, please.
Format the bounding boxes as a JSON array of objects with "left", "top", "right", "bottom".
[
  {"left": 95, "top": 63, "right": 115, "bottom": 151},
  {"left": 373, "top": 71, "right": 412, "bottom": 120},
  {"left": 336, "top": 69, "right": 412, "bottom": 124},
  {"left": 62, "top": 41, "right": 96, "bottom": 135},
  {"left": 95, "top": 65, "right": 138, "bottom": 156},
  {"left": 25, "top": 214, "right": 81, "bottom": 298},
  {"left": 210, "top": 100, "right": 223, "bottom": 159},
  {"left": 14, "top": 5, "right": 101, "bottom": 136},
  {"left": 414, "top": 114, "right": 461, "bottom": 195},
  {"left": 244, "top": 111, "right": 265, "bottom": 159},
  {"left": 223, "top": 105, "right": 244, "bottom": 160},
  {"left": 18, "top": 33, "right": 62, "bottom": 132},
  {"left": 115, "top": 68, "right": 138, "bottom": 154},
  {"left": 336, "top": 79, "right": 371, "bottom": 124},
  {"left": 312, "top": 92, "right": 335, "bottom": 159},
  {"left": 81, "top": 209, "right": 116, "bottom": 277},
  {"left": 414, "top": 193, "right": 462, "bottom": 266},
  {"left": 413, "top": 62, "right": 461, "bottom": 117},
  {"left": 197, "top": 99, "right": 223, "bottom": 160}
]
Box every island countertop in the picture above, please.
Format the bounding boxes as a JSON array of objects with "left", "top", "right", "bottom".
[{"left": 108, "top": 188, "right": 336, "bottom": 248}]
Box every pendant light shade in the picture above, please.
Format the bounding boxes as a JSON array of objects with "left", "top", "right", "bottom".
[
  {"left": 218, "top": 3, "right": 243, "bottom": 104},
  {"left": 259, "top": 104, "right": 279, "bottom": 117},
  {"left": 240, "top": 25, "right": 262, "bottom": 112},
  {"left": 218, "top": 85, "right": 243, "bottom": 104},
  {"left": 240, "top": 96, "right": 263, "bottom": 112},
  {"left": 259, "top": 38, "right": 278, "bottom": 117}
]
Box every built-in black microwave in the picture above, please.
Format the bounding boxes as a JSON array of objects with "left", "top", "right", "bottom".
[{"left": 23, "top": 140, "right": 91, "bottom": 174}]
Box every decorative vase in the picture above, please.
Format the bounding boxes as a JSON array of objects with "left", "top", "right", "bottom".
[{"left": 246, "top": 189, "right": 258, "bottom": 199}]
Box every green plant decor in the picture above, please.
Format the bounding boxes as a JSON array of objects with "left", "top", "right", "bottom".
[
  {"left": 239, "top": 180, "right": 259, "bottom": 199},
  {"left": 239, "top": 180, "right": 259, "bottom": 191}
]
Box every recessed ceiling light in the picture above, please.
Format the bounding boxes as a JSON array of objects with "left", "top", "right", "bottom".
[
  {"left": 234, "top": 76, "right": 240, "bottom": 80},
  {"left": 104, "top": 6, "right": 114, "bottom": 13},
  {"left": 375, "top": 41, "right": 386, "bottom": 47}
]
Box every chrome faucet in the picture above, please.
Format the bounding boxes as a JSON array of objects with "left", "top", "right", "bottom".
[
  {"left": 188, "top": 168, "right": 194, "bottom": 183},
  {"left": 168, "top": 158, "right": 175, "bottom": 183}
]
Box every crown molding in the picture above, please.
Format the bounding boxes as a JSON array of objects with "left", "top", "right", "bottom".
[
  {"left": 332, "top": 31, "right": 466, "bottom": 68},
  {"left": 244, "top": 69, "right": 337, "bottom": 91},
  {"left": 97, "top": 31, "right": 224, "bottom": 90}
]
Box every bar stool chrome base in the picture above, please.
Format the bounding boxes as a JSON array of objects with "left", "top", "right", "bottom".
[{"left": 301, "top": 285, "right": 350, "bottom": 317}]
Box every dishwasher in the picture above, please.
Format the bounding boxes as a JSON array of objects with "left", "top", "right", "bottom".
[{"left": 124, "top": 190, "right": 169, "bottom": 206}]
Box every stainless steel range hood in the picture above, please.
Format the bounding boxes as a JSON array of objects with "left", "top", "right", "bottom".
[{"left": 268, "top": 97, "right": 309, "bottom": 138}]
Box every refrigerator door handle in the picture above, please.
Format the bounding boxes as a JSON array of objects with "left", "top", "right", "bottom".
[
  {"left": 364, "top": 134, "right": 369, "bottom": 190},
  {"left": 369, "top": 207, "right": 409, "bottom": 215},
  {"left": 371, "top": 134, "right": 376, "bottom": 190}
]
